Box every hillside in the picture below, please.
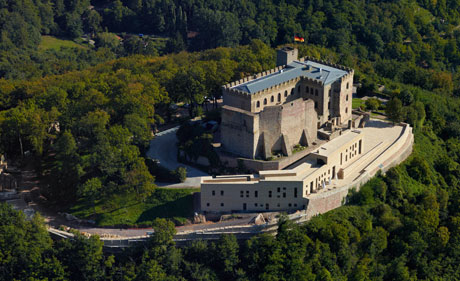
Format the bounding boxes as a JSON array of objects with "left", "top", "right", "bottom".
[{"left": 0, "top": 0, "right": 460, "bottom": 279}]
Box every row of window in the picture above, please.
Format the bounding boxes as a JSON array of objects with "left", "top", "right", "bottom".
[
  {"left": 253, "top": 81, "right": 350, "bottom": 109},
  {"left": 211, "top": 187, "right": 298, "bottom": 198},
  {"left": 340, "top": 140, "right": 362, "bottom": 165},
  {"left": 307, "top": 166, "right": 336, "bottom": 194},
  {"left": 205, "top": 202, "right": 304, "bottom": 209},
  {"left": 305, "top": 86, "right": 319, "bottom": 96},
  {"left": 256, "top": 89, "right": 294, "bottom": 108}
]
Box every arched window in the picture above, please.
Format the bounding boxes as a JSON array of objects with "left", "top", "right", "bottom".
[
  {"left": 256, "top": 101, "right": 260, "bottom": 108},
  {"left": 278, "top": 93, "right": 281, "bottom": 102},
  {"left": 271, "top": 96, "right": 274, "bottom": 103},
  {"left": 290, "top": 89, "right": 294, "bottom": 95},
  {"left": 346, "top": 95, "right": 349, "bottom": 101},
  {"left": 306, "top": 86, "right": 309, "bottom": 93},
  {"left": 315, "top": 89, "right": 318, "bottom": 96},
  {"left": 264, "top": 98, "right": 267, "bottom": 105},
  {"left": 284, "top": 90, "right": 288, "bottom": 97},
  {"left": 345, "top": 107, "right": 348, "bottom": 113}
]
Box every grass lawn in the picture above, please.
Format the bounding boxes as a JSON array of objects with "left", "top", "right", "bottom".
[
  {"left": 352, "top": 98, "right": 365, "bottom": 109},
  {"left": 69, "top": 188, "right": 198, "bottom": 227},
  {"left": 39, "top": 35, "right": 87, "bottom": 51}
]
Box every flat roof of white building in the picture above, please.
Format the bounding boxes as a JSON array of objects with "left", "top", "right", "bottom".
[{"left": 312, "top": 130, "right": 362, "bottom": 157}]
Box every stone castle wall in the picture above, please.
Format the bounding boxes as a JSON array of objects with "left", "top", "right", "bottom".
[
  {"left": 220, "top": 106, "right": 259, "bottom": 158},
  {"left": 221, "top": 98, "right": 318, "bottom": 159}
]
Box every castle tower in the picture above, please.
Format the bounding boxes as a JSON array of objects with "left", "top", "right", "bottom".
[{"left": 276, "top": 47, "right": 298, "bottom": 66}]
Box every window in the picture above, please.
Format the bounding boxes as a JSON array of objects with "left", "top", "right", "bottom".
[
  {"left": 246, "top": 190, "right": 249, "bottom": 197},
  {"left": 283, "top": 192, "right": 286, "bottom": 198},
  {"left": 294, "top": 188, "right": 298, "bottom": 198},
  {"left": 315, "top": 89, "right": 318, "bottom": 96},
  {"left": 329, "top": 89, "right": 331, "bottom": 96},
  {"left": 264, "top": 98, "right": 267, "bottom": 105},
  {"left": 221, "top": 203, "right": 224, "bottom": 207},
  {"left": 221, "top": 190, "right": 224, "bottom": 196},
  {"left": 347, "top": 82, "right": 349, "bottom": 89},
  {"left": 269, "top": 191, "right": 272, "bottom": 198},
  {"left": 207, "top": 203, "right": 210, "bottom": 206},
  {"left": 284, "top": 90, "right": 288, "bottom": 97},
  {"left": 346, "top": 95, "right": 349, "bottom": 101},
  {"left": 255, "top": 190, "right": 258, "bottom": 197},
  {"left": 271, "top": 96, "right": 274, "bottom": 103},
  {"left": 288, "top": 203, "right": 292, "bottom": 207},
  {"left": 346, "top": 107, "right": 348, "bottom": 113},
  {"left": 298, "top": 86, "right": 301, "bottom": 93},
  {"left": 277, "top": 187, "right": 280, "bottom": 192},
  {"left": 265, "top": 204, "right": 269, "bottom": 210},
  {"left": 291, "top": 89, "right": 294, "bottom": 95},
  {"left": 212, "top": 190, "right": 215, "bottom": 196},
  {"left": 278, "top": 93, "right": 281, "bottom": 102},
  {"left": 240, "top": 190, "right": 244, "bottom": 198},
  {"left": 256, "top": 101, "right": 260, "bottom": 108},
  {"left": 255, "top": 203, "right": 258, "bottom": 207},
  {"left": 315, "top": 102, "right": 318, "bottom": 109},
  {"left": 306, "top": 86, "right": 309, "bottom": 93}
]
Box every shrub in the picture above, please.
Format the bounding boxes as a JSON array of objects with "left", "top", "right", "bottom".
[
  {"left": 173, "top": 167, "right": 187, "bottom": 183},
  {"left": 365, "top": 98, "right": 381, "bottom": 111}
]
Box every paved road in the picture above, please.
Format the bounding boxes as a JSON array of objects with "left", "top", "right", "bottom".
[{"left": 146, "top": 126, "right": 208, "bottom": 188}]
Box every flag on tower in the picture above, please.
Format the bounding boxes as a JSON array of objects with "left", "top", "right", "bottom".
[{"left": 294, "top": 36, "right": 305, "bottom": 42}]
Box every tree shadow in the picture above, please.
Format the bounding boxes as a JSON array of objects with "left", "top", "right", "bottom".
[{"left": 137, "top": 195, "right": 194, "bottom": 223}]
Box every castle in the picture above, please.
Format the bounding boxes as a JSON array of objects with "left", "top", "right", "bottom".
[
  {"left": 200, "top": 47, "right": 414, "bottom": 214},
  {"left": 221, "top": 47, "right": 354, "bottom": 159}
]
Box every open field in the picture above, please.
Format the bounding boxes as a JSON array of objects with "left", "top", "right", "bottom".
[
  {"left": 39, "top": 35, "right": 87, "bottom": 51},
  {"left": 70, "top": 187, "right": 198, "bottom": 227}
]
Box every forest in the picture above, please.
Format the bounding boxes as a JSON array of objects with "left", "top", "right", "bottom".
[{"left": 1, "top": 0, "right": 460, "bottom": 279}]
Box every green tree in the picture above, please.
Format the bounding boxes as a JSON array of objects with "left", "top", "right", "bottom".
[
  {"left": 365, "top": 98, "right": 381, "bottom": 111},
  {"left": 385, "top": 97, "right": 404, "bottom": 123},
  {"left": 0, "top": 204, "right": 65, "bottom": 280}
]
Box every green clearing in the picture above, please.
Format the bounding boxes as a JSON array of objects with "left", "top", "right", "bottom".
[
  {"left": 39, "top": 35, "right": 87, "bottom": 51},
  {"left": 70, "top": 188, "right": 198, "bottom": 227},
  {"left": 352, "top": 98, "right": 365, "bottom": 109}
]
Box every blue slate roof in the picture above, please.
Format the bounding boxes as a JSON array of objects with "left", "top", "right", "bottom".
[{"left": 233, "top": 60, "right": 348, "bottom": 94}]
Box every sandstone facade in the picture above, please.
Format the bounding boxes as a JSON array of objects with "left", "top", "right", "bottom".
[{"left": 220, "top": 47, "right": 354, "bottom": 159}]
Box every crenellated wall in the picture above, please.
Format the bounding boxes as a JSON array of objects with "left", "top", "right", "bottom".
[{"left": 221, "top": 54, "right": 354, "bottom": 160}]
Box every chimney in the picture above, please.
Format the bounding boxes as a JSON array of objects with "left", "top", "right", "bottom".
[{"left": 276, "top": 47, "right": 298, "bottom": 67}]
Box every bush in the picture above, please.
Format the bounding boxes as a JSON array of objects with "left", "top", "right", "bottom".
[
  {"left": 145, "top": 159, "right": 187, "bottom": 183},
  {"left": 365, "top": 98, "right": 381, "bottom": 111},
  {"left": 173, "top": 167, "right": 187, "bottom": 183}
]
